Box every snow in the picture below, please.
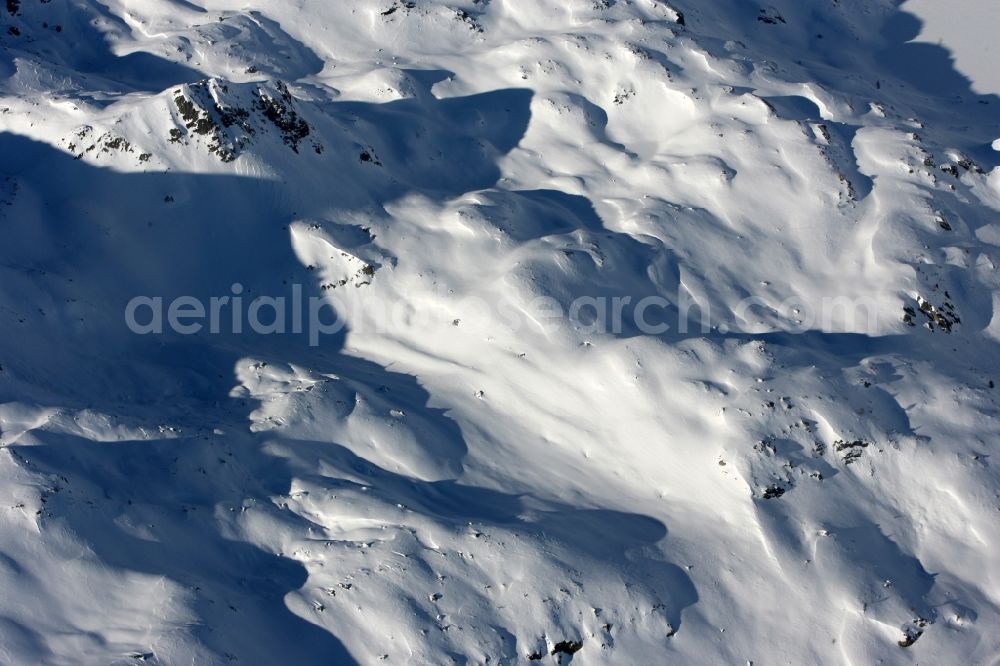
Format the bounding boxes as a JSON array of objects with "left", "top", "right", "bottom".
[
  {"left": 904, "top": 0, "right": 1000, "bottom": 96},
  {"left": 1, "top": 0, "right": 1000, "bottom": 664}
]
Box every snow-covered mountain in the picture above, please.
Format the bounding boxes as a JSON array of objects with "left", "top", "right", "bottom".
[{"left": 2, "top": 0, "right": 999, "bottom": 664}]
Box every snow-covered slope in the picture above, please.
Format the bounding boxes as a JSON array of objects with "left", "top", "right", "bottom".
[
  {"left": 2, "top": 1, "right": 1000, "bottom": 664},
  {"left": 904, "top": 0, "right": 1000, "bottom": 96}
]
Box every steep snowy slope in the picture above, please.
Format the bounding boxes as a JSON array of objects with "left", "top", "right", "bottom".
[{"left": 1, "top": 0, "right": 1000, "bottom": 664}]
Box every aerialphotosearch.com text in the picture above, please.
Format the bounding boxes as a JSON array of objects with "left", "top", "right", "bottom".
[{"left": 125, "top": 282, "right": 883, "bottom": 346}]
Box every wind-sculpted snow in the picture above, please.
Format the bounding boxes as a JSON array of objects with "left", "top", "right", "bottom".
[{"left": 2, "top": 0, "right": 1000, "bottom": 664}]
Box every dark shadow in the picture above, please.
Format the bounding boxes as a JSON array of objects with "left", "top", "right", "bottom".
[
  {"left": 671, "top": 0, "right": 1000, "bottom": 166},
  {"left": 763, "top": 95, "right": 875, "bottom": 201},
  {"left": 1, "top": 0, "right": 206, "bottom": 92},
  {"left": 878, "top": 10, "right": 973, "bottom": 99},
  {"left": 336, "top": 80, "right": 533, "bottom": 197},
  {"left": 829, "top": 521, "right": 936, "bottom": 618},
  {"left": 875, "top": 4, "right": 1000, "bottom": 165},
  {"left": 514, "top": 189, "right": 613, "bottom": 234},
  {"left": 457, "top": 188, "right": 610, "bottom": 243},
  {"left": 18, "top": 427, "right": 698, "bottom": 662},
  {"left": 18, "top": 434, "right": 358, "bottom": 665},
  {"left": 563, "top": 92, "right": 639, "bottom": 158},
  {"left": 0, "top": 70, "right": 696, "bottom": 659},
  {"left": 166, "top": 0, "right": 209, "bottom": 13},
  {"left": 97, "top": 52, "right": 208, "bottom": 93},
  {"left": 760, "top": 94, "right": 822, "bottom": 121},
  {"left": 0, "top": 90, "right": 531, "bottom": 658},
  {"left": 21, "top": 433, "right": 355, "bottom": 665},
  {"left": 770, "top": 436, "right": 840, "bottom": 480},
  {"left": 751, "top": 500, "right": 936, "bottom": 626},
  {"left": 442, "top": 186, "right": 688, "bottom": 336},
  {"left": 198, "top": 10, "right": 326, "bottom": 81}
]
